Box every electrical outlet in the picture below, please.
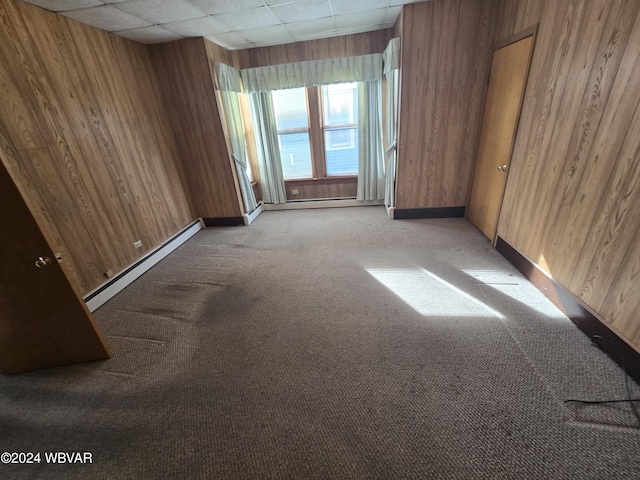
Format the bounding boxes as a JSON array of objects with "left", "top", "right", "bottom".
[
  {"left": 133, "top": 240, "right": 143, "bottom": 248},
  {"left": 291, "top": 188, "right": 299, "bottom": 195}
]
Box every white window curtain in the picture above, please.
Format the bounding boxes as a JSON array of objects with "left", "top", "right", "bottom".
[
  {"left": 214, "top": 63, "right": 258, "bottom": 213},
  {"left": 383, "top": 37, "right": 401, "bottom": 209},
  {"left": 248, "top": 91, "right": 287, "bottom": 204},
  {"left": 357, "top": 80, "right": 385, "bottom": 201},
  {"left": 241, "top": 54, "right": 382, "bottom": 92},
  {"left": 241, "top": 54, "right": 384, "bottom": 204}
]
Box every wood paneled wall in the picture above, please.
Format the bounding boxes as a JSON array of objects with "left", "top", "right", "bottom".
[
  {"left": 493, "top": 0, "right": 640, "bottom": 350},
  {"left": 150, "top": 38, "right": 243, "bottom": 218},
  {"left": 285, "top": 178, "right": 358, "bottom": 200},
  {"left": 245, "top": 30, "right": 393, "bottom": 68},
  {"left": 395, "top": 0, "right": 494, "bottom": 209},
  {"left": 0, "top": 0, "right": 195, "bottom": 295}
]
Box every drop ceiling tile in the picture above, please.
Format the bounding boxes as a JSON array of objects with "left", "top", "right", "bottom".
[
  {"left": 162, "top": 16, "right": 232, "bottom": 36},
  {"left": 331, "top": 0, "right": 389, "bottom": 16},
  {"left": 263, "top": 0, "right": 299, "bottom": 5},
  {"left": 212, "top": 6, "right": 280, "bottom": 31},
  {"left": 337, "top": 24, "right": 381, "bottom": 36},
  {"left": 61, "top": 5, "right": 151, "bottom": 31},
  {"left": 253, "top": 37, "right": 297, "bottom": 48},
  {"left": 187, "top": 0, "right": 264, "bottom": 15},
  {"left": 206, "top": 32, "right": 253, "bottom": 50},
  {"left": 238, "top": 24, "right": 294, "bottom": 43},
  {"left": 115, "top": 25, "right": 184, "bottom": 43},
  {"left": 384, "top": 6, "right": 403, "bottom": 25},
  {"left": 334, "top": 9, "right": 386, "bottom": 29},
  {"left": 115, "top": 0, "right": 207, "bottom": 24},
  {"left": 293, "top": 29, "right": 340, "bottom": 42},
  {"left": 21, "top": 0, "right": 102, "bottom": 11},
  {"left": 270, "top": 0, "right": 332, "bottom": 24},
  {"left": 284, "top": 16, "right": 336, "bottom": 36}
]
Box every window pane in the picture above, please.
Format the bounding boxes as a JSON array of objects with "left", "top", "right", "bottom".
[
  {"left": 322, "top": 83, "right": 359, "bottom": 176},
  {"left": 322, "top": 83, "right": 358, "bottom": 126},
  {"left": 325, "top": 127, "right": 358, "bottom": 176},
  {"left": 279, "top": 132, "right": 313, "bottom": 179},
  {"left": 272, "top": 88, "right": 312, "bottom": 179},
  {"left": 272, "top": 88, "right": 308, "bottom": 130}
]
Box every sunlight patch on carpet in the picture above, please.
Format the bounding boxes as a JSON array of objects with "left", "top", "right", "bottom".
[
  {"left": 463, "top": 269, "right": 567, "bottom": 320},
  {"left": 366, "top": 268, "right": 504, "bottom": 318}
]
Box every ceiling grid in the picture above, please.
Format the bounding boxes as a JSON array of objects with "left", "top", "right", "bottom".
[{"left": 20, "top": 0, "right": 421, "bottom": 49}]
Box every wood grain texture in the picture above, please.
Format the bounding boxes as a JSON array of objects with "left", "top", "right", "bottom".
[
  {"left": 0, "top": 0, "right": 195, "bottom": 295},
  {"left": 150, "top": 38, "right": 243, "bottom": 218},
  {"left": 285, "top": 177, "right": 357, "bottom": 200},
  {"left": 395, "top": 0, "right": 495, "bottom": 209},
  {"left": 246, "top": 30, "right": 393, "bottom": 67},
  {"left": 0, "top": 154, "right": 110, "bottom": 374},
  {"left": 495, "top": 0, "right": 640, "bottom": 351},
  {"left": 467, "top": 36, "right": 533, "bottom": 240}
]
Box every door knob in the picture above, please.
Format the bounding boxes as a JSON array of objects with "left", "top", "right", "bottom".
[
  {"left": 35, "top": 256, "right": 53, "bottom": 268},
  {"left": 498, "top": 164, "right": 508, "bottom": 171}
]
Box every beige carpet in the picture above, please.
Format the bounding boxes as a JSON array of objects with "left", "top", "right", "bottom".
[{"left": 1, "top": 206, "right": 639, "bottom": 479}]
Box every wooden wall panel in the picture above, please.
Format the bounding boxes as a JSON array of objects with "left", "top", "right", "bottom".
[
  {"left": 0, "top": 0, "right": 195, "bottom": 295},
  {"left": 150, "top": 38, "right": 243, "bottom": 219},
  {"left": 495, "top": 0, "right": 640, "bottom": 350},
  {"left": 395, "top": 0, "right": 495, "bottom": 209},
  {"left": 394, "top": 7, "right": 404, "bottom": 39},
  {"left": 285, "top": 178, "right": 357, "bottom": 200},
  {"left": 246, "top": 30, "right": 393, "bottom": 67}
]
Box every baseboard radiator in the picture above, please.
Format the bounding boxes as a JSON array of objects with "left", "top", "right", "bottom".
[{"left": 83, "top": 220, "right": 203, "bottom": 312}]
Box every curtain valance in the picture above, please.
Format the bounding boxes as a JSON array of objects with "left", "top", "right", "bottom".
[
  {"left": 214, "top": 62, "right": 243, "bottom": 92},
  {"left": 241, "top": 54, "right": 383, "bottom": 93},
  {"left": 383, "top": 37, "right": 400, "bottom": 74}
]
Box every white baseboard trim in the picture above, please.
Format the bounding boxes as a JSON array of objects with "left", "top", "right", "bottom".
[
  {"left": 386, "top": 205, "right": 395, "bottom": 219},
  {"left": 243, "top": 203, "right": 264, "bottom": 225},
  {"left": 263, "top": 198, "right": 384, "bottom": 211},
  {"left": 84, "top": 219, "right": 203, "bottom": 312}
]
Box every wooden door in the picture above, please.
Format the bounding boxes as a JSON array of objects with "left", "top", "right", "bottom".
[
  {"left": 0, "top": 159, "right": 111, "bottom": 374},
  {"left": 468, "top": 35, "right": 533, "bottom": 241}
]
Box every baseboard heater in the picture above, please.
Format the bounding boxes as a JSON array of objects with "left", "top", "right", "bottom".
[
  {"left": 393, "top": 206, "right": 466, "bottom": 219},
  {"left": 496, "top": 236, "right": 640, "bottom": 384},
  {"left": 83, "top": 219, "right": 203, "bottom": 312}
]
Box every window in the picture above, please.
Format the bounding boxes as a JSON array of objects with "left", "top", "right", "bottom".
[
  {"left": 323, "top": 83, "right": 359, "bottom": 176},
  {"left": 271, "top": 83, "right": 359, "bottom": 180},
  {"left": 272, "top": 88, "right": 313, "bottom": 180}
]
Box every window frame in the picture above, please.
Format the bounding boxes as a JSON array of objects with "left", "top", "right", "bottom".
[{"left": 272, "top": 85, "right": 359, "bottom": 182}]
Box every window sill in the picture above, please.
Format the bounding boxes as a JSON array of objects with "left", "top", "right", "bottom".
[{"left": 285, "top": 176, "right": 357, "bottom": 185}]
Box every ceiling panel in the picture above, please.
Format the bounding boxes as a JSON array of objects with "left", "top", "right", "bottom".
[
  {"left": 115, "top": 25, "right": 183, "bottom": 43},
  {"left": 116, "top": 0, "right": 206, "bottom": 24},
  {"left": 187, "top": 0, "right": 264, "bottom": 15},
  {"left": 269, "top": 0, "right": 332, "bottom": 24},
  {"left": 331, "top": 0, "right": 390, "bottom": 16},
  {"left": 162, "top": 16, "right": 232, "bottom": 36},
  {"left": 212, "top": 6, "right": 281, "bottom": 31},
  {"left": 24, "top": 0, "right": 102, "bottom": 11},
  {"left": 239, "top": 24, "right": 294, "bottom": 43},
  {"left": 20, "top": 0, "right": 422, "bottom": 48},
  {"left": 283, "top": 16, "right": 336, "bottom": 37},
  {"left": 61, "top": 5, "right": 151, "bottom": 32}
]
